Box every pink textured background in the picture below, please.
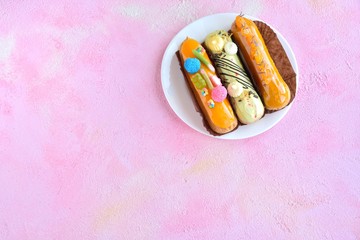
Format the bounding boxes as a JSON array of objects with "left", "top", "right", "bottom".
[{"left": 1, "top": 0, "right": 360, "bottom": 239}]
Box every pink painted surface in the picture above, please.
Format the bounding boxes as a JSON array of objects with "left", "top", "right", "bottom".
[{"left": 0, "top": 0, "right": 360, "bottom": 239}]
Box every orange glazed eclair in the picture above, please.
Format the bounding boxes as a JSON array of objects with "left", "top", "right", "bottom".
[
  {"left": 179, "top": 37, "right": 238, "bottom": 134},
  {"left": 231, "top": 16, "right": 291, "bottom": 111}
]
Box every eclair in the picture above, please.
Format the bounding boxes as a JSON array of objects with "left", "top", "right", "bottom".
[
  {"left": 254, "top": 20, "right": 297, "bottom": 105},
  {"left": 231, "top": 16, "right": 291, "bottom": 111},
  {"left": 204, "top": 30, "right": 264, "bottom": 124},
  {"left": 178, "top": 37, "right": 238, "bottom": 135}
]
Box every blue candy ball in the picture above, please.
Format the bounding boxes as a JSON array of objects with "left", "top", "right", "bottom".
[{"left": 184, "top": 58, "right": 200, "bottom": 74}]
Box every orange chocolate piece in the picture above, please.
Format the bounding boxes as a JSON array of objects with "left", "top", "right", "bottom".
[{"left": 231, "top": 16, "right": 291, "bottom": 111}]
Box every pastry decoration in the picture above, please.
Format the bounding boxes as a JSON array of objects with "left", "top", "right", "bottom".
[
  {"left": 211, "top": 85, "right": 227, "bottom": 103},
  {"left": 224, "top": 42, "right": 238, "bottom": 55},
  {"left": 184, "top": 58, "right": 201, "bottom": 74},
  {"left": 192, "top": 47, "right": 216, "bottom": 72},
  {"left": 201, "top": 88, "right": 208, "bottom": 96},
  {"left": 205, "top": 34, "right": 225, "bottom": 54},
  {"left": 207, "top": 99, "right": 215, "bottom": 109},
  {"left": 227, "top": 82, "right": 243, "bottom": 98},
  {"left": 210, "top": 75, "right": 222, "bottom": 87},
  {"left": 191, "top": 73, "right": 207, "bottom": 90},
  {"left": 200, "top": 69, "right": 213, "bottom": 89}
]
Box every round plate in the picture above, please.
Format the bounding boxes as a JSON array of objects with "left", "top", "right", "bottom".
[{"left": 161, "top": 13, "right": 298, "bottom": 139}]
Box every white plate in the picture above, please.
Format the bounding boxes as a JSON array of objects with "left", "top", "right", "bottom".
[{"left": 161, "top": 13, "right": 299, "bottom": 139}]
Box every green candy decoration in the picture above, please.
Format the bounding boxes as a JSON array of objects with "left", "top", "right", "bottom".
[
  {"left": 191, "top": 73, "right": 206, "bottom": 90},
  {"left": 192, "top": 48, "right": 215, "bottom": 72}
]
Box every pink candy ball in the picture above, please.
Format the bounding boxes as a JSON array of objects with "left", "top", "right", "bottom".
[{"left": 211, "top": 85, "right": 227, "bottom": 102}]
